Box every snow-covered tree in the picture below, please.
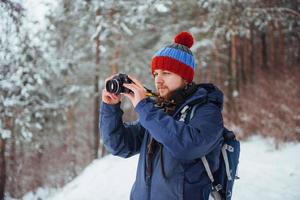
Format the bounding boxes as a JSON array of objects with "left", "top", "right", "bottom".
[{"left": 0, "top": 0, "right": 81, "bottom": 197}]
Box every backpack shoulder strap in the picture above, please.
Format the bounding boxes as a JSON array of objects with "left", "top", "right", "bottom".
[{"left": 189, "top": 95, "right": 216, "bottom": 122}]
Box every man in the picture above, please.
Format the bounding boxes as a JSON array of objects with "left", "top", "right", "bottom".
[{"left": 100, "top": 32, "right": 224, "bottom": 200}]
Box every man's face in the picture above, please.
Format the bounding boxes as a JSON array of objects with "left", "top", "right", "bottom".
[{"left": 153, "top": 69, "right": 186, "bottom": 98}]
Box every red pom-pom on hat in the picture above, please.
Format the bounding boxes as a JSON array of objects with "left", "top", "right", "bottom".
[{"left": 174, "top": 32, "right": 194, "bottom": 48}]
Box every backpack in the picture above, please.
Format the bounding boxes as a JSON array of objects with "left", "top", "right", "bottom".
[{"left": 180, "top": 83, "right": 240, "bottom": 200}]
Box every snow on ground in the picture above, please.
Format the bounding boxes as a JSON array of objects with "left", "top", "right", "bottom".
[
  {"left": 48, "top": 155, "right": 138, "bottom": 200},
  {"left": 20, "top": 136, "right": 300, "bottom": 200},
  {"left": 234, "top": 136, "right": 300, "bottom": 200}
]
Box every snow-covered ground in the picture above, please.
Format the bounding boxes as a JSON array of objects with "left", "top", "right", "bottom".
[{"left": 21, "top": 136, "right": 300, "bottom": 200}]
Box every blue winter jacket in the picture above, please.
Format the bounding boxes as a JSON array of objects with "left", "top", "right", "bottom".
[{"left": 100, "top": 86, "right": 224, "bottom": 200}]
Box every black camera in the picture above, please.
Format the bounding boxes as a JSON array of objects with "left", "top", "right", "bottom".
[{"left": 105, "top": 73, "right": 133, "bottom": 94}]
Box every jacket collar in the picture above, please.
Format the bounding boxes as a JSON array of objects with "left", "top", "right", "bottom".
[{"left": 172, "top": 83, "right": 224, "bottom": 117}]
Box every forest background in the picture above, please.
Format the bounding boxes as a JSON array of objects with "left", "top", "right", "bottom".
[{"left": 0, "top": 0, "right": 299, "bottom": 199}]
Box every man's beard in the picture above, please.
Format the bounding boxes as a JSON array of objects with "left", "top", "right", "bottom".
[
  {"left": 157, "top": 82, "right": 198, "bottom": 106},
  {"left": 157, "top": 87, "right": 171, "bottom": 99}
]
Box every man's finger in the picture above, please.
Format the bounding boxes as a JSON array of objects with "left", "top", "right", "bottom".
[{"left": 123, "top": 83, "right": 138, "bottom": 92}]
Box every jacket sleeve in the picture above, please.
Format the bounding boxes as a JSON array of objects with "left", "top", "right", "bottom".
[
  {"left": 134, "top": 98, "right": 223, "bottom": 160},
  {"left": 99, "top": 102, "right": 145, "bottom": 158}
]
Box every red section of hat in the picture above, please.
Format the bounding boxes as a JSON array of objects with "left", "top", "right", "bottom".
[{"left": 151, "top": 56, "right": 194, "bottom": 82}]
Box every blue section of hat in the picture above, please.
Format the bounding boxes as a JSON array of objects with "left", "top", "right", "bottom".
[{"left": 154, "top": 47, "right": 195, "bottom": 70}]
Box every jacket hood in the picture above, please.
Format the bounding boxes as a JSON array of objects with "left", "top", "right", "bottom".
[{"left": 184, "top": 83, "right": 224, "bottom": 111}]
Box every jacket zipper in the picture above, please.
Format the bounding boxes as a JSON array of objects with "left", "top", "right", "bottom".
[
  {"left": 146, "top": 175, "right": 152, "bottom": 200},
  {"left": 145, "top": 133, "right": 152, "bottom": 200}
]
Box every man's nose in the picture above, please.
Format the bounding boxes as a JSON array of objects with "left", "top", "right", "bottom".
[{"left": 155, "top": 74, "right": 163, "bottom": 84}]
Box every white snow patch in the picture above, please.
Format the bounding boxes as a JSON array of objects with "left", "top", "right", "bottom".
[
  {"left": 155, "top": 3, "right": 169, "bottom": 13},
  {"left": 47, "top": 155, "right": 138, "bottom": 200},
  {"left": 234, "top": 136, "right": 300, "bottom": 200}
]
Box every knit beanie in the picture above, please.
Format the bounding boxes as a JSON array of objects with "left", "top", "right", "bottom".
[{"left": 151, "top": 32, "right": 196, "bottom": 82}]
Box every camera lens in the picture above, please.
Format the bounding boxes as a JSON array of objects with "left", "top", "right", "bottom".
[
  {"left": 105, "top": 73, "right": 133, "bottom": 94},
  {"left": 106, "top": 79, "right": 120, "bottom": 94}
]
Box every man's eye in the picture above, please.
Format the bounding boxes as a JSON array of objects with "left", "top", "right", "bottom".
[{"left": 153, "top": 73, "right": 158, "bottom": 77}]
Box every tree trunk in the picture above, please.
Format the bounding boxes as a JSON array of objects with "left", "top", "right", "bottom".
[
  {"left": 94, "top": 9, "right": 101, "bottom": 159},
  {"left": 241, "top": 38, "right": 248, "bottom": 84},
  {"left": 194, "top": 50, "right": 202, "bottom": 83},
  {"left": 94, "top": 35, "right": 100, "bottom": 159},
  {"left": 0, "top": 116, "right": 14, "bottom": 199},
  {"left": 269, "top": 23, "right": 276, "bottom": 70},
  {"left": 261, "top": 31, "right": 268, "bottom": 69},
  {"left": 236, "top": 36, "right": 241, "bottom": 91},
  {"left": 231, "top": 34, "right": 238, "bottom": 93},
  {"left": 109, "top": 35, "right": 121, "bottom": 74},
  {"left": 226, "top": 34, "right": 239, "bottom": 121},
  {"left": 250, "top": 25, "right": 255, "bottom": 83},
  {"left": 67, "top": 106, "right": 77, "bottom": 176},
  {"left": 212, "top": 46, "right": 220, "bottom": 84},
  {"left": 8, "top": 118, "right": 16, "bottom": 196},
  {"left": 0, "top": 138, "right": 6, "bottom": 200},
  {"left": 226, "top": 38, "right": 233, "bottom": 114},
  {"left": 279, "top": 26, "right": 285, "bottom": 69}
]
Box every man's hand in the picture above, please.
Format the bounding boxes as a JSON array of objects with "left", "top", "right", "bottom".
[
  {"left": 123, "top": 75, "right": 147, "bottom": 108},
  {"left": 101, "top": 75, "right": 121, "bottom": 105}
]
